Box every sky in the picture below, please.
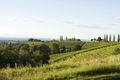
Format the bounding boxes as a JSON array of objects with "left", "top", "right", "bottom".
[{"left": 0, "top": 0, "right": 120, "bottom": 39}]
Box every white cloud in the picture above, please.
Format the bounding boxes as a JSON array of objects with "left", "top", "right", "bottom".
[
  {"left": 76, "top": 24, "right": 110, "bottom": 29},
  {"left": 0, "top": 16, "right": 113, "bottom": 30}
]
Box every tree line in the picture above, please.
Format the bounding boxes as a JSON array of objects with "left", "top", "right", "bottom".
[
  {"left": 91, "top": 34, "right": 120, "bottom": 42},
  {"left": 104, "top": 34, "right": 120, "bottom": 42}
]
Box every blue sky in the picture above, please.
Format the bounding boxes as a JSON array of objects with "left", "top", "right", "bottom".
[{"left": 0, "top": 0, "right": 120, "bottom": 39}]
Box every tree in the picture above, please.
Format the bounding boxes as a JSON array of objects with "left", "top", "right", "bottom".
[
  {"left": 72, "top": 45, "right": 82, "bottom": 51},
  {"left": 39, "top": 44, "right": 51, "bottom": 55},
  {"left": 51, "top": 43, "right": 60, "bottom": 54},
  {"left": 106, "top": 34, "right": 108, "bottom": 42},
  {"left": 60, "top": 36, "right": 63, "bottom": 41},
  {"left": 59, "top": 46, "right": 66, "bottom": 53},
  {"left": 19, "top": 46, "right": 31, "bottom": 66},
  {"left": 117, "top": 34, "right": 120, "bottom": 42},
  {"left": 109, "top": 34, "right": 111, "bottom": 42},
  {"left": 91, "top": 38, "right": 96, "bottom": 42},
  {"left": 113, "top": 35, "right": 115, "bottom": 42},
  {"left": 119, "top": 34, "right": 120, "bottom": 42},
  {"left": 97, "top": 37, "right": 102, "bottom": 42},
  {"left": 0, "top": 43, "right": 51, "bottom": 68},
  {"left": 0, "top": 50, "right": 20, "bottom": 68},
  {"left": 66, "top": 36, "right": 68, "bottom": 41},
  {"left": 28, "top": 38, "right": 41, "bottom": 42},
  {"left": 76, "top": 39, "right": 81, "bottom": 41},
  {"left": 104, "top": 34, "right": 106, "bottom": 41},
  {"left": 32, "top": 50, "right": 48, "bottom": 66},
  {"left": 28, "top": 38, "right": 34, "bottom": 41}
]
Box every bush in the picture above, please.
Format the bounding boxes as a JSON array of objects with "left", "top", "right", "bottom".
[
  {"left": 72, "top": 45, "right": 82, "bottom": 51},
  {"left": 59, "top": 46, "right": 66, "bottom": 53},
  {"left": 113, "top": 48, "right": 120, "bottom": 55},
  {"left": 51, "top": 43, "right": 60, "bottom": 54}
]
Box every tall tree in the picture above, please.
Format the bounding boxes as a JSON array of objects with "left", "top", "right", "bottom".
[
  {"left": 66, "top": 36, "right": 68, "bottom": 41},
  {"left": 106, "top": 34, "right": 108, "bottom": 42},
  {"left": 60, "top": 35, "right": 63, "bottom": 41},
  {"left": 119, "top": 34, "right": 120, "bottom": 42},
  {"left": 104, "top": 34, "right": 106, "bottom": 41},
  {"left": 109, "top": 34, "right": 111, "bottom": 42},
  {"left": 117, "top": 34, "right": 120, "bottom": 42},
  {"left": 97, "top": 37, "right": 102, "bottom": 42},
  {"left": 113, "top": 35, "right": 115, "bottom": 42}
]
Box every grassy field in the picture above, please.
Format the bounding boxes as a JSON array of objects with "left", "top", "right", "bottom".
[
  {"left": 81, "top": 42, "right": 117, "bottom": 49},
  {"left": 49, "top": 42, "right": 118, "bottom": 63},
  {"left": 0, "top": 42, "right": 120, "bottom": 80}
]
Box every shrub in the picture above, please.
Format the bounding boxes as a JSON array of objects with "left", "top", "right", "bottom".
[
  {"left": 72, "top": 45, "right": 82, "bottom": 51},
  {"left": 113, "top": 48, "right": 120, "bottom": 55},
  {"left": 51, "top": 43, "right": 60, "bottom": 54}
]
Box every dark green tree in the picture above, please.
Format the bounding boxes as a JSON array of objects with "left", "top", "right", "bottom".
[
  {"left": 113, "top": 35, "right": 115, "bottom": 42},
  {"left": 97, "top": 37, "right": 102, "bottom": 42},
  {"left": 109, "top": 34, "right": 111, "bottom": 42},
  {"left": 51, "top": 43, "right": 60, "bottom": 54},
  {"left": 72, "top": 44, "right": 82, "bottom": 51},
  {"left": 0, "top": 50, "right": 20, "bottom": 68},
  {"left": 104, "top": 34, "right": 106, "bottom": 41},
  {"left": 60, "top": 46, "right": 66, "bottom": 53},
  {"left": 106, "top": 34, "right": 108, "bottom": 42},
  {"left": 117, "top": 34, "right": 120, "bottom": 42}
]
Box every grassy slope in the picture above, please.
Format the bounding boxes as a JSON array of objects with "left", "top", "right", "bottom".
[
  {"left": 1, "top": 42, "right": 120, "bottom": 80},
  {"left": 50, "top": 42, "right": 117, "bottom": 63},
  {"left": 81, "top": 42, "right": 117, "bottom": 49}
]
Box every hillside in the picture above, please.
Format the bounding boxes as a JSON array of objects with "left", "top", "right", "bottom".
[
  {"left": 1, "top": 42, "right": 120, "bottom": 80},
  {"left": 49, "top": 42, "right": 117, "bottom": 63}
]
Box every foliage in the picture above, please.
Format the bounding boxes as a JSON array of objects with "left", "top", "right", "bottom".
[
  {"left": 97, "top": 37, "right": 102, "bottom": 42},
  {"left": 28, "top": 38, "right": 41, "bottom": 42},
  {"left": 27, "top": 41, "right": 85, "bottom": 54},
  {"left": 113, "top": 48, "right": 120, "bottom": 55},
  {"left": 0, "top": 44, "right": 50, "bottom": 68},
  {"left": 51, "top": 43, "right": 60, "bottom": 54}
]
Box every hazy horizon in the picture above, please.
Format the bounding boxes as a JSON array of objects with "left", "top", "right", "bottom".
[
  {"left": 0, "top": 0, "right": 120, "bottom": 39},
  {"left": 0, "top": 37, "right": 90, "bottom": 41}
]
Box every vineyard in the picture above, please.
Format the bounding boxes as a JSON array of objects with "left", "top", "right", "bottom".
[{"left": 0, "top": 42, "right": 120, "bottom": 80}]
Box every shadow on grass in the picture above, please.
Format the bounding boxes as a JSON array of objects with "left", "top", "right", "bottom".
[
  {"left": 94, "top": 75, "right": 120, "bottom": 80},
  {"left": 83, "top": 74, "right": 120, "bottom": 80},
  {"left": 76, "top": 65, "right": 120, "bottom": 76},
  {"left": 74, "top": 65, "right": 120, "bottom": 80}
]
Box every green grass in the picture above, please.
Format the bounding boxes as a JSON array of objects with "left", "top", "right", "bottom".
[
  {"left": 81, "top": 42, "right": 116, "bottom": 49},
  {"left": 49, "top": 42, "right": 118, "bottom": 63},
  {"left": 1, "top": 42, "right": 120, "bottom": 80}
]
